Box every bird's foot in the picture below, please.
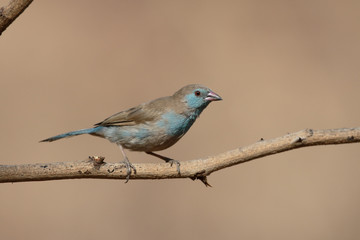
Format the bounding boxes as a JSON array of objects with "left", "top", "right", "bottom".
[
  {"left": 122, "top": 157, "right": 137, "bottom": 183},
  {"left": 165, "top": 159, "right": 181, "bottom": 175},
  {"left": 146, "top": 152, "right": 181, "bottom": 175}
]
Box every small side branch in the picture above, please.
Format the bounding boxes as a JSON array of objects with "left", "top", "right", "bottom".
[
  {"left": 0, "top": 0, "right": 33, "bottom": 36},
  {"left": 0, "top": 127, "right": 359, "bottom": 184}
]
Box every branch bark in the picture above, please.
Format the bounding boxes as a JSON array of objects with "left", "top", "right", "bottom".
[
  {"left": 0, "top": 0, "right": 33, "bottom": 36},
  {"left": 0, "top": 127, "right": 359, "bottom": 185}
]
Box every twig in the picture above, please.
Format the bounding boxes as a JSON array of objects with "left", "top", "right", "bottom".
[
  {"left": 0, "top": 128, "right": 359, "bottom": 185},
  {"left": 0, "top": 0, "right": 33, "bottom": 36}
]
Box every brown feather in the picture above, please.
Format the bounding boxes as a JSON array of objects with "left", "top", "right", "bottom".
[{"left": 94, "top": 84, "right": 208, "bottom": 127}]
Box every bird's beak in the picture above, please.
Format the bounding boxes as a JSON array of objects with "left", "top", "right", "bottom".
[{"left": 205, "top": 91, "right": 222, "bottom": 101}]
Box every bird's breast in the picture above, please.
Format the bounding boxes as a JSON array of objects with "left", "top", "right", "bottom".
[{"left": 155, "top": 111, "right": 197, "bottom": 137}]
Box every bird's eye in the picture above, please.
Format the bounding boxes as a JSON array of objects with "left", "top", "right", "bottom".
[{"left": 194, "top": 90, "right": 201, "bottom": 96}]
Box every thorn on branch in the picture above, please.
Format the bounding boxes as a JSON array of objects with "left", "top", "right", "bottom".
[
  {"left": 78, "top": 170, "right": 91, "bottom": 175},
  {"left": 347, "top": 136, "right": 355, "bottom": 141},
  {"left": 306, "top": 128, "right": 314, "bottom": 136},
  {"left": 88, "top": 156, "right": 105, "bottom": 170},
  {"left": 198, "top": 176, "right": 212, "bottom": 187},
  {"left": 292, "top": 137, "right": 303, "bottom": 144},
  {"left": 291, "top": 129, "right": 313, "bottom": 144},
  {"left": 190, "top": 170, "right": 212, "bottom": 187},
  {"left": 88, "top": 156, "right": 105, "bottom": 164}
]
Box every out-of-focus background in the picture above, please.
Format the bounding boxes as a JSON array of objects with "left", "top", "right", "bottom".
[{"left": 1, "top": 1, "right": 359, "bottom": 239}]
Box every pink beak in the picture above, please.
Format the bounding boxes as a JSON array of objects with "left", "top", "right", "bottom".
[{"left": 205, "top": 91, "right": 222, "bottom": 101}]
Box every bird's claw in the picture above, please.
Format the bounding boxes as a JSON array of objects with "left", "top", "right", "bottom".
[
  {"left": 166, "top": 159, "right": 181, "bottom": 175},
  {"left": 146, "top": 152, "right": 181, "bottom": 175},
  {"left": 122, "top": 157, "right": 136, "bottom": 183}
]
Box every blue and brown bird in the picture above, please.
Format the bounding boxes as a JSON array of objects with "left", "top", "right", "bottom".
[{"left": 41, "top": 84, "right": 222, "bottom": 181}]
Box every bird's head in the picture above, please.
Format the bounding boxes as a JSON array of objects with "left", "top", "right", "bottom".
[{"left": 174, "top": 84, "right": 222, "bottom": 110}]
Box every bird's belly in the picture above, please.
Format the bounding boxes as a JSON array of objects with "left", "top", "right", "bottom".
[
  {"left": 120, "top": 130, "right": 181, "bottom": 152},
  {"left": 98, "top": 125, "right": 183, "bottom": 152}
]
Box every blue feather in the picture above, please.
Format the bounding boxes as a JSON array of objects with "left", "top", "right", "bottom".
[
  {"left": 40, "top": 126, "right": 103, "bottom": 142},
  {"left": 156, "top": 111, "right": 196, "bottom": 136},
  {"left": 185, "top": 88, "right": 210, "bottom": 109}
]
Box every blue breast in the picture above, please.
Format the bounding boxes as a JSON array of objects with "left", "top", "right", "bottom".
[{"left": 156, "top": 110, "right": 201, "bottom": 137}]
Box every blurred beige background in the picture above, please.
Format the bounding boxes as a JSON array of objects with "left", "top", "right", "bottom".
[{"left": 1, "top": 0, "right": 360, "bottom": 239}]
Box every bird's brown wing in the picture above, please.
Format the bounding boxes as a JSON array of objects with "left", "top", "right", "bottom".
[{"left": 94, "top": 97, "right": 172, "bottom": 127}]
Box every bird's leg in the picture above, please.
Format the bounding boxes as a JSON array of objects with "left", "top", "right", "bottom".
[
  {"left": 118, "top": 144, "right": 136, "bottom": 183},
  {"left": 146, "top": 152, "right": 181, "bottom": 174}
]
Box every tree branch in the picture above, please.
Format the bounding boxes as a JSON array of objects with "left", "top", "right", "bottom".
[
  {"left": 1, "top": 127, "right": 359, "bottom": 185},
  {"left": 0, "top": 0, "right": 33, "bottom": 36}
]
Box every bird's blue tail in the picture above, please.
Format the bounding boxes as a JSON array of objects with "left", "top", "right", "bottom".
[{"left": 40, "top": 126, "right": 102, "bottom": 142}]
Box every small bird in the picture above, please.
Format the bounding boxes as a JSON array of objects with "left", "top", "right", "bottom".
[{"left": 41, "top": 84, "right": 222, "bottom": 182}]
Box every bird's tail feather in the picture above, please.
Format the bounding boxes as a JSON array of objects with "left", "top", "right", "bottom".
[{"left": 40, "top": 127, "right": 101, "bottom": 142}]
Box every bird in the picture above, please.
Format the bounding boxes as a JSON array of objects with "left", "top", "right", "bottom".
[{"left": 40, "top": 84, "right": 222, "bottom": 182}]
